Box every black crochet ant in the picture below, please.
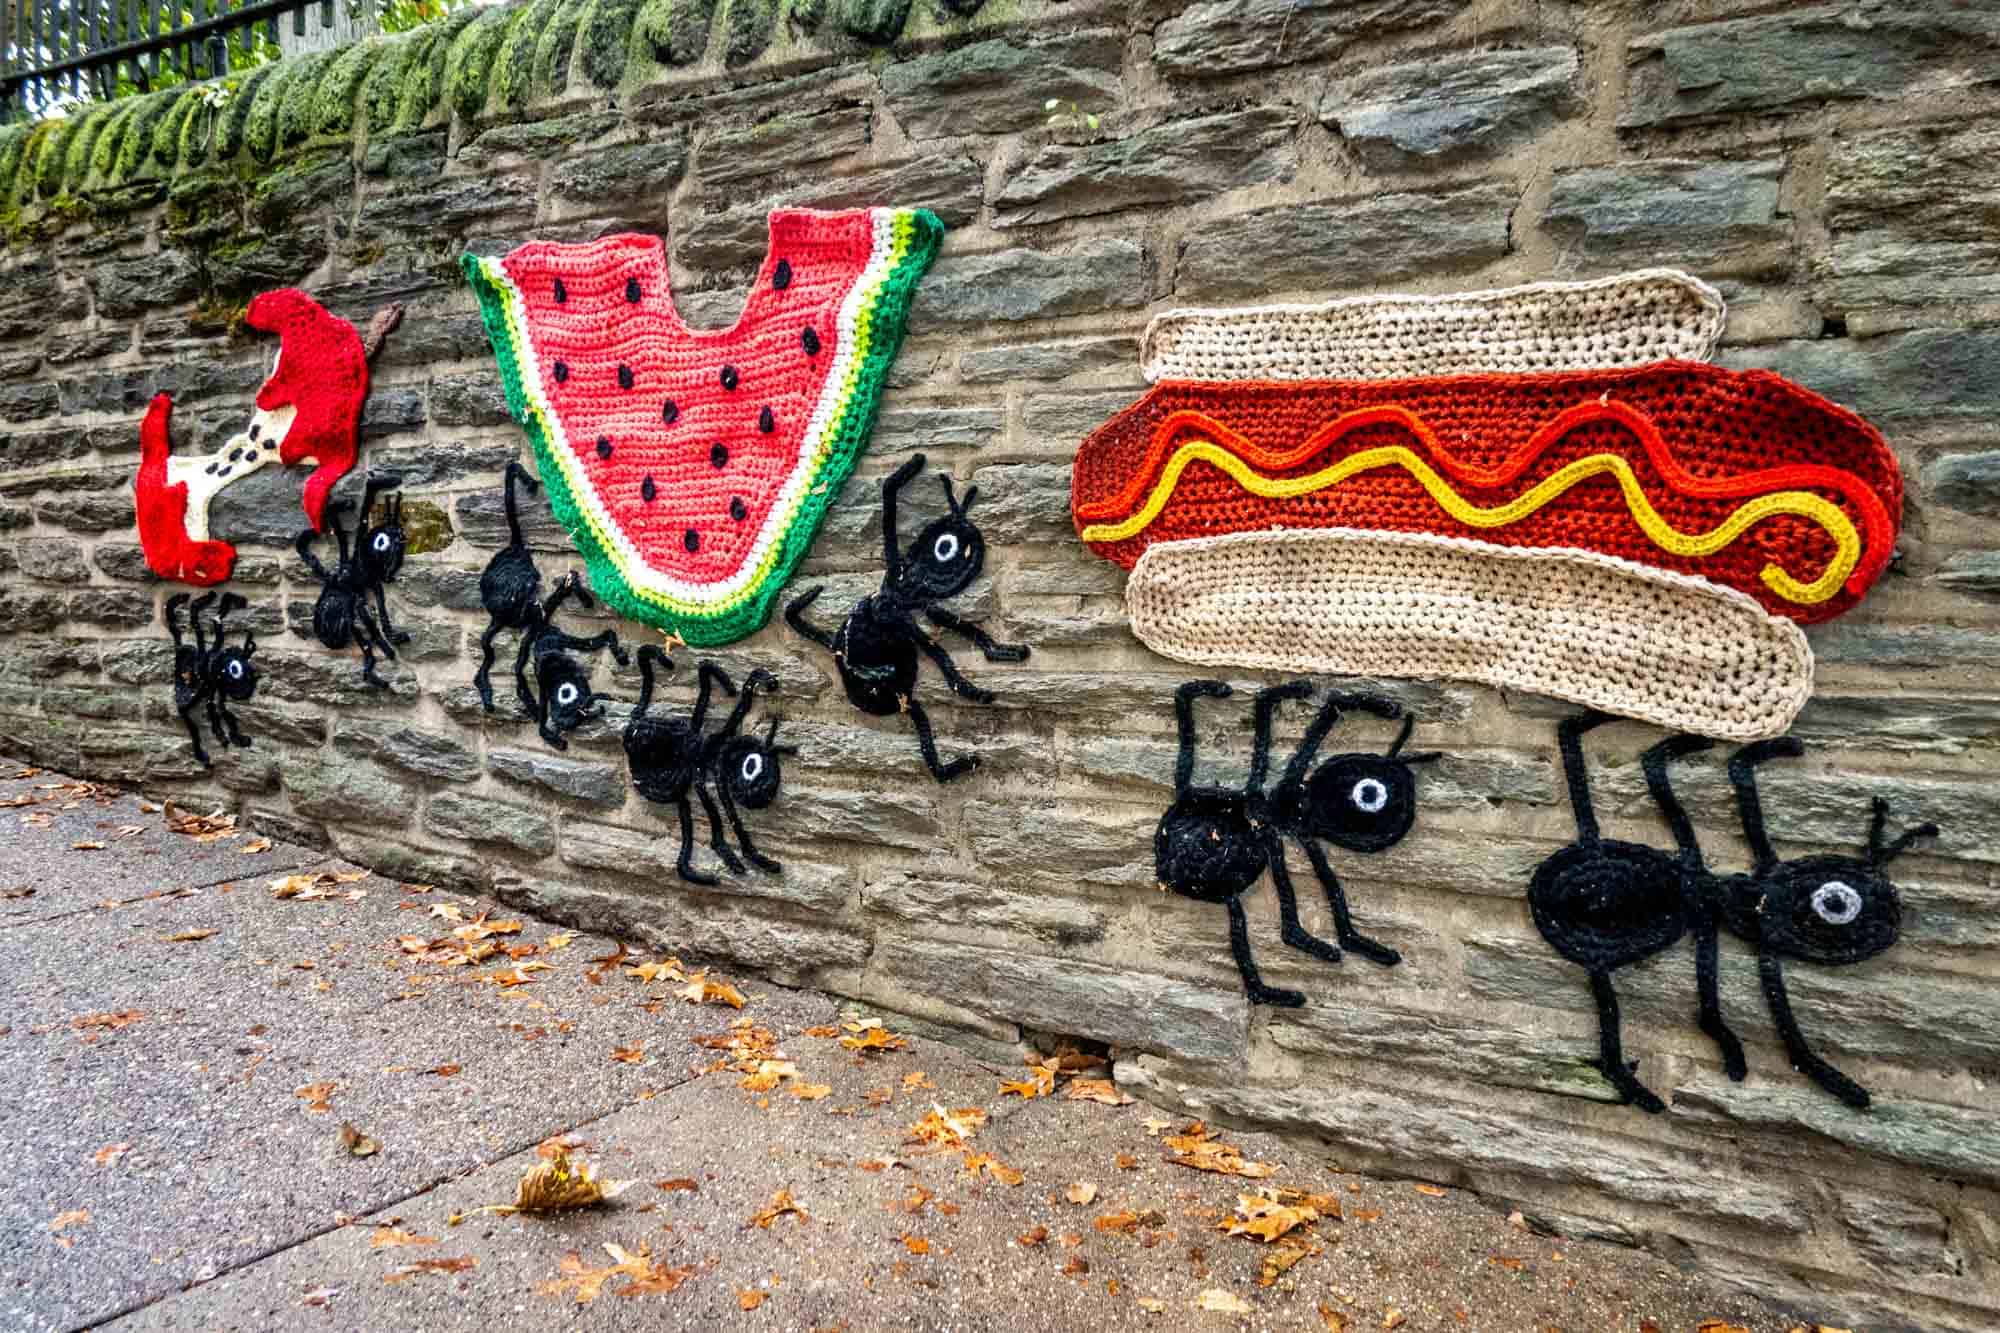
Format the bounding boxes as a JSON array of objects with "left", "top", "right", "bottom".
[
  {"left": 1157, "top": 681, "right": 1436, "bottom": 1008},
  {"left": 784, "top": 453, "right": 1028, "bottom": 782},
  {"left": 165, "top": 590, "right": 258, "bottom": 767},
  {"left": 296, "top": 472, "right": 408, "bottom": 688},
  {"left": 1530, "top": 712, "right": 1937, "bottom": 1112},
  {"left": 475, "top": 461, "right": 546, "bottom": 711},
  {"left": 517, "top": 572, "right": 628, "bottom": 750},
  {"left": 623, "top": 647, "right": 795, "bottom": 885}
]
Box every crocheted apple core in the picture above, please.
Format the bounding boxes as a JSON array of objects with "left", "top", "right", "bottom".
[{"left": 463, "top": 207, "right": 944, "bottom": 646}]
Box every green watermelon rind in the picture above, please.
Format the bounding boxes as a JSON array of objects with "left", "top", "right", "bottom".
[{"left": 461, "top": 207, "right": 944, "bottom": 646}]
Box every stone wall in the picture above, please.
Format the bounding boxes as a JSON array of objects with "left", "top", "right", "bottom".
[{"left": 3, "top": 1, "right": 1999, "bottom": 1325}]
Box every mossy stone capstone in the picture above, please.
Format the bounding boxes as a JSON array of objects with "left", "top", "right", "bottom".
[
  {"left": 317, "top": 39, "right": 386, "bottom": 137},
  {"left": 533, "top": 0, "right": 589, "bottom": 97},
  {"left": 444, "top": 3, "right": 525, "bottom": 121},
  {"left": 361, "top": 31, "right": 425, "bottom": 133},
  {"left": 278, "top": 49, "right": 344, "bottom": 147},
  {"left": 635, "top": 0, "right": 716, "bottom": 67},
  {"left": 493, "top": 0, "right": 565, "bottom": 111},
  {"left": 215, "top": 63, "right": 281, "bottom": 160},
  {"left": 113, "top": 90, "right": 184, "bottom": 182}
]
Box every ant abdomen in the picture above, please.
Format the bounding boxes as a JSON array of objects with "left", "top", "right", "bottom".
[
  {"left": 1529, "top": 841, "right": 1687, "bottom": 970},
  {"left": 1156, "top": 793, "right": 1265, "bottom": 904}
]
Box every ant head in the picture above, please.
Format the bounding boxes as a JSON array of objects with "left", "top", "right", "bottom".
[
  {"left": 216, "top": 644, "right": 258, "bottom": 701},
  {"left": 1293, "top": 715, "right": 1436, "bottom": 853},
  {"left": 895, "top": 476, "right": 984, "bottom": 603},
  {"left": 542, "top": 654, "right": 604, "bottom": 734},
  {"left": 1756, "top": 853, "right": 1902, "bottom": 965},
  {"left": 359, "top": 495, "right": 406, "bottom": 584}
]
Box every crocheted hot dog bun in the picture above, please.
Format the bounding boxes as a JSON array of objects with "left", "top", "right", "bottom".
[
  {"left": 1140, "top": 269, "right": 1725, "bottom": 384},
  {"left": 1127, "top": 528, "right": 1814, "bottom": 742}
]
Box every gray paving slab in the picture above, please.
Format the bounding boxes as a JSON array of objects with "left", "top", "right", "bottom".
[{"left": 3, "top": 759, "right": 1790, "bottom": 1333}]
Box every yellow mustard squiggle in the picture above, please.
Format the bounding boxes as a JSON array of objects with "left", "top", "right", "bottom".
[{"left": 1077, "top": 440, "right": 1860, "bottom": 606}]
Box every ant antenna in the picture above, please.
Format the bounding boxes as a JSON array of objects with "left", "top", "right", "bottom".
[
  {"left": 1727, "top": 737, "right": 1805, "bottom": 874},
  {"left": 1867, "top": 796, "right": 1938, "bottom": 867},
  {"left": 938, "top": 474, "right": 978, "bottom": 516}
]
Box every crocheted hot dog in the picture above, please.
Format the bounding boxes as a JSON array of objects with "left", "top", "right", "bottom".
[{"left": 1071, "top": 361, "right": 1903, "bottom": 624}]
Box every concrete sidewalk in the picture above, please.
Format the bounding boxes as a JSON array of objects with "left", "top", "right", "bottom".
[{"left": 1, "top": 762, "right": 1790, "bottom": 1331}]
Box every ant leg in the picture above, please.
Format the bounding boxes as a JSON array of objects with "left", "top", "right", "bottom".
[
  {"left": 1297, "top": 837, "right": 1401, "bottom": 966},
  {"left": 475, "top": 622, "right": 504, "bottom": 711},
  {"left": 924, "top": 606, "right": 1030, "bottom": 663},
  {"left": 220, "top": 699, "right": 253, "bottom": 749},
  {"left": 555, "top": 629, "right": 627, "bottom": 666},
  {"left": 906, "top": 696, "right": 978, "bottom": 782},
  {"left": 694, "top": 662, "right": 737, "bottom": 733},
  {"left": 357, "top": 601, "right": 398, "bottom": 662},
  {"left": 1556, "top": 711, "right": 1617, "bottom": 846},
  {"left": 1224, "top": 896, "right": 1305, "bottom": 1008},
  {"left": 178, "top": 695, "right": 212, "bottom": 768},
  {"left": 1250, "top": 681, "right": 1313, "bottom": 795},
  {"left": 1588, "top": 969, "right": 1665, "bottom": 1113},
  {"left": 1264, "top": 832, "right": 1342, "bottom": 964},
  {"left": 513, "top": 634, "right": 538, "bottom": 716},
  {"left": 1728, "top": 738, "right": 1805, "bottom": 875},
  {"left": 720, "top": 781, "right": 780, "bottom": 874},
  {"left": 784, "top": 587, "right": 836, "bottom": 651},
  {"left": 1758, "top": 952, "right": 1869, "bottom": 1109},
  {"left": 915, "top": 633, "right": 993, "bottom": 705},
  {"left": 695, "top": 780, "right": 746, "bottom": 875},
  {"left": 204, "top": 693, "right": 229, "bottom": 746},
  {"left": 537, "top": 686, "right": 568, "bottom": 750},
  {"left": 373, "top": 582, "right": 410, "bottom": 646},
  {"left": 1642, "top": 734, "right": 1715, "bottom": 868},
  {"left": 293, "top": 527, "right": 330, "bottom": 582},
  {"left": 673, "top": 798, "right": 718, "bottom": 887},
  {"left": 1693, "top": 918, "right": 1746, "bottom": 1081},
  {"left": 1172, "top": 681, "right": 1231, "bottom": 797},
  {"left": 880, "top": 453, "right": 928, "bottom": 582}
]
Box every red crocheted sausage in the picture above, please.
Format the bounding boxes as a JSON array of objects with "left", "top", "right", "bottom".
[
  {"left": 134, "top": 394, "right": 235, "bottom": 586},
  {"left": 247, "top": 289, "right": 368, "bottom": 532},
  {"left": 1070, "top": 363, "right": 1903, "bottom": 624}
]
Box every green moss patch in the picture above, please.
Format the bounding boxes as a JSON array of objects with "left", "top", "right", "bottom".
[
  {"left": 277, "top": 49, "right": 342, "bottom": 148},
  {"left": 534, "top": 0, "right": 589, "bottom": 97},
  {"left": 723, "top": 0, "right": 778, "bottom": 66},
  {"left": 633, "top": 0, "right": 715, "bottom": 68},
  {"left": 245, "top": 58, "right": 305, "bottom": 161},
  {"left": 215, "top": 63, "right": 281, "bottom": 161},
  {"left": 838, "top": 0, "right": 912, "bottom": 44},
  {"left": 316, "top": 38, "right": 384, "bottom": 137},
  {"left": 361, "top": 32, "right": 424, "bottom": 134},
  {"left": 112, "top": 90, "right": 184, "bottom": 182},
  {"left": 401, "top": 7, "right": 485, "bottom": 129},
  {"left": 580, "top": 0, "right": 644, "bottom": 88},
  {"left": 443, "top": 3, "right": 522, "bottom": 122},
  {"left": 494, "top": 0, "right": 564, "bottom": 112}
]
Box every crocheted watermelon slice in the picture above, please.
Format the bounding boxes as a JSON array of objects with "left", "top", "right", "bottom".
[{"left": 463, "top": 207, "right": 943, "bottom": 646}]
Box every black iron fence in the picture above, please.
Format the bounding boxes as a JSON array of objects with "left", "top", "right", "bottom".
[{"left": 1, "top": 0, "right": 342, "bottom": 121}]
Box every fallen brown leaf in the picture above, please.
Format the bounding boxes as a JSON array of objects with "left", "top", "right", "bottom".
[
  {"left": 655, "top": 1178, "right": 700, "bottom": 1193},
  {"left": 295, "top": 1081, "right": 336, "bottom": 1113},
  {"left": 839, "top": 1020, "right": 908, "bottom": 1054},
  {"left": 907, "top": 1105, "right": 986, "bottom": 1150},
  {"left": 92, "top": 1142, "right": 131, "bottom": 1168},
  {"left": 1062, "top": 1256, "right": 1090, "bottom": 1276},
  {"left": 1413, "top": 1183, "right": 1448, "bottom": 1198},
  {"left": 1018, "top": 1226, "right": 1048, "bottom": 1247},
  {"left": 747, "top": 1188, "right": 807, "bottom": 1229},
  {"left": 900, "top": 1234, "right": 930, "bottom": 1255},
  {"left": 164, "top": 929, "right": 217, "bottom": 943},
  {"left": 611, "top": 1044, "right": 647, "bottom": 1065},
  {"left": 1066, "top": 1182, "right": 1099, "bottom": 1206},
  {"left": 454, "top": 1146, "right": 632, "bottom": 1221},
  {"left": 738, "top": 1289, "right": 768, "bottom": 1310},
  {"left": 240, "top": 838, "right": 272, "bottom": 854},
  {"left": 1066, "top": 1078, "right": 1134, "bottom": 1106},
  {"left": 624, "top": 959, "right": 686, "bottom": 984},
  {"left": 71, "top": 840, "right": 106, "bottom": 850},
  {"left": 48, "top": 1209, "right": 90, "bottom": 1233},
  {"left": 339, "top": 1122, "right": 381, "bottom": 1157},
  {"left": 678, "top": 974, "right": 746, "bottom": 1008},
  {"left": 369, "top": 1227, "right": 438, "bottom": 1249},
  {"left": 384, "top": 1255, "right": 475, "bottom": 1283},
  {"left": 72, "top": 1008, "right": 144, "bottom": 1032},
  {"left": 1383, "top": 1310, "right": 1406, "bottom": 1330},
  {"left": 1164, "top": 1122, "right": 1278, "bottom": 1179},
  {"left": 1096, "top": 1211, "right": 1140, "bottom": 1234},
  {"left": 1220, "top": 1193, "right": 1320, "bottom": 1244},
  {"left": 1198, "top": 1288, "right": 1251, "bottom": 1313}
]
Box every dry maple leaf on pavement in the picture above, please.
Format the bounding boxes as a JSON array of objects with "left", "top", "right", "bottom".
[
  {"left": 368, "top": 1227, "right": 437, "bottom": 1249},
  {"left": 295, "top": 1081, "right": 337, "bottom": 1113},
  {"left": 165, "top": 805, "right": 238, "bottom": 840},
  {"left": 1066, "top": 1078, "right": 1134, "bottom": 1105},
  {"left": 624, "top": 958, "right": 686, "bottom": 984},
  {"left": 1199, "top": 1288, "right": 1253, "bottom": 1314},
  {"left": 538, "top": 1243, "right": 694, "bottom": 1303},
  {"left": 838, "top": 1019, "right": 908, "bottom": 1054},
  {"left": 1066, "top": 1182, "right": 1099, "bottom": 1206},
  {"left": 907, "top": 1105, "right": 987, "bottom": 1150},
  {"left": 1164, "top": 1121, "right": 1279, "bottom": 1179},
  {"left": 452, "top": 1146, "right": 634, "bottom": 1222},
  {"left": 679, "top": 973, "right": 747, "bottom": 1008},
  {"left": 747, "top": 1188, "right": 808, "bottom": 1228},
  {"left": 339, "top": 1122, "right": 381, "bottom": 1157},
  {"left": 961, "top": 1152, "right": 1026, "bottom": 1186},
  {"left": 383, "top": 1256, "right": 475, "bottom": 1283},
  {"left": 1219, "top": 1193, "right": 1320, "bottom": 1244}
]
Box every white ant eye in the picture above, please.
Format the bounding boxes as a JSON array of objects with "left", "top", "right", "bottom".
[
  {"left": 932, "top": 533, "right": 960, "bottom": 563},
  {"left": 1350, "top": 777, "right": 1390, "bottom": 814},
  {"left": 227, "top": 660, "right": 244, "bottom": 680},
  {"left": 555, "top": 682, "right": 580, "bottom": 706},
  {"left": 1811, "top": 880, "right": 1863, "bottom": 926},
  {"left": 740, "top": 753, "right": 764, "bottom": 783},
  {"left": 372, "top": 533, "right": 391, "bottom": 552}
]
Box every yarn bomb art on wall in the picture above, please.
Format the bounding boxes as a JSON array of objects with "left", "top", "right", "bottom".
[
  {"left": 296, "top": 474, "right": 410, "bottom": 688},
  {"left": 1531, "top": 712, "right": 1936, "bottom": 1113},
  {"left": 1157, "top": 681, "right": 1437, "bottom": 1008},
  {"left": 165, "top": 591, "right": 258, "bottom": 767},
  {"left": 623, "top": 648, "right": 795, "bottom": 886},
  {"left": 462, "top": 208, "right": 944, "bottom": 648},
  {"left": 135, "top": 291, "right": 400, "bottom": 585},
  {"left": 1069, "top": 271, "right": 1907, "bottom": 741},
  {"left": 786, "top": 454, "right": 1028, "bottom": 783}
]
